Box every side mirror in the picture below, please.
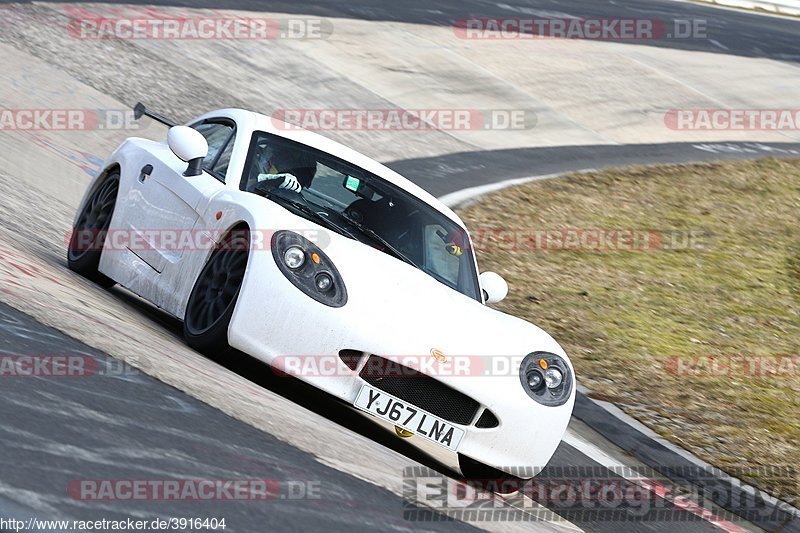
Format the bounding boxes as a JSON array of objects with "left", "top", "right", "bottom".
[
  {"left": 479, "top": 271, "right": 508, "bottom": 304},
  {"left": 167, "top": 126, "right": 208, "bottom": 177}
]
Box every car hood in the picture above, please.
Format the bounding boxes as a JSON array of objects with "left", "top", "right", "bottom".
[{"left": 280, "top": 209, "right": 569, "bottom": 364}]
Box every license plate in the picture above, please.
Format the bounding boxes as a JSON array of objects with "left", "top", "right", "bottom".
[{"left": 354, "top": 384, "right": 465, "bottom": 452}]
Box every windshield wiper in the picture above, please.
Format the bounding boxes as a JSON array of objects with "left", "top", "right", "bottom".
[
  {"left": 263, "top": 191, "right": 355, "bottom": 238},
  {"left": 337, "top": 213, "right": 421, "bottom": 270}
]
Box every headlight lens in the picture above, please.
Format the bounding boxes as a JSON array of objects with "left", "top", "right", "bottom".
[
  {"left": 544, "top": 367, "right": 563, "bottom": 389},
  {"left": 315, "top": 272, "right": 333, "bottom": 292},
  {"left": 526, "top": 370, "right": 544, "bottom": 391},
  {"left": 272, "top": 231, "right": 347, "bottom": 307},
  {"left": 519, "top": 352, "right": 572, "bottom": 406},
  {"left": 283, "top": 246, "right": 306, "bottom": 269}
]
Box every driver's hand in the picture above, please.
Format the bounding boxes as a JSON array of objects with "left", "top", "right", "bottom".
[
  {"left": 446, "top": 242, "right": 463, "bottom": 256},
  {"left": 255, "top": 173, "right": 302, "bottom": 193}
]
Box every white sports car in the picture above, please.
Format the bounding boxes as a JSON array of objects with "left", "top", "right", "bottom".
[{"left": 68, "top": 103, "right": 575, "bottom": 481}]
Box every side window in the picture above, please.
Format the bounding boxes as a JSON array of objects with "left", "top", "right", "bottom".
[
  {"left": 423, "top": 224, "right": 461, "bottom": 284},
  {"left": 192, "top": 121, "right": 234, "bottom": 181},
  {"left": 212, "top": 139, "right": 234, "bottom": 178}
]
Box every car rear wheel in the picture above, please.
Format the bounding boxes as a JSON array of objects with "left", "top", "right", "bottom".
[
  {"left": 67, "top": 171, "right": 119, "bottom": 287},
  {"left": 183, "top": 229, "right": 250, "bottom": 357}
]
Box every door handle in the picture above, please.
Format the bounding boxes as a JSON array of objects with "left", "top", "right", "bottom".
[{"left": 139, "top": 164, "right": 153, "bottom": 183}]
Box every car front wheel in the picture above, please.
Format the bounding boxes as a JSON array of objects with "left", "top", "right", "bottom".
[{"left": 183, "top": 229, "right": 250, "bottom": 357}]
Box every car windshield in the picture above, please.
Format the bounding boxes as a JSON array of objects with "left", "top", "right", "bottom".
[{"left": 241, "top": 131, "right": 481, "bottom": 301}]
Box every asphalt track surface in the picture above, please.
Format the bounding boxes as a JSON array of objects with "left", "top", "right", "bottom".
[
  {"left": 388, "top": 141, "right": 800, "bottom": 197},
  {"left": 2, "top": 0, "right": 799, "bottom": 532},
  {"left": 25, "top": 0, "right": 800, "bottom": 63},
  {"left": 0, "top": 301, "right": 479, "bottom": 533}
]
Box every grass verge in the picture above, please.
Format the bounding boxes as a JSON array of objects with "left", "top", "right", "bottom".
[{"left": 457, "top": 158, "right": 800, "bottom": 505}]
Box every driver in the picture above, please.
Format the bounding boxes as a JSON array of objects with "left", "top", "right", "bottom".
[{"left": 253, "top": 146, "right": 318, "bottom": 193}]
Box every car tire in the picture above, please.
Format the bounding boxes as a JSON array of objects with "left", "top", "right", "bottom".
[
  {"left": 67, "top": 171, "right": 119, "bottom": 288},
  {"left": 183, "top": 228, "right": 250, "bottom": 357}
]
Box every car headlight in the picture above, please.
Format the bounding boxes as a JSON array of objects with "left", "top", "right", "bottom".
[
  {"left": 526, "top": 370, "right": 544, "bottom": 391},
  {"left": 544, "top": 367, "right": 563, "bottom": 389},
  {"left": 272, "top": 231, "right": 347, "bottom": 307},
  {"left": 519, "top": 352, "right": 572, "bottom": 406},
  {"left": 283, "top": 246, "right": 306, "bottom": 269},
  {"left": 314, "top": 272, "right": 333, "bottom": 292}
]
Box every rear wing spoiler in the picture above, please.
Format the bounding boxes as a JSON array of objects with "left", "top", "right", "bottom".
[{"left": 133, "top": 102, "right": 177, "bottom": 128}]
